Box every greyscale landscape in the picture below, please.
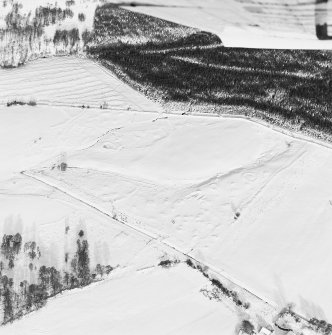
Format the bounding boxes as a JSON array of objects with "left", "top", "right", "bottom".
[{"left": 0, "top": 0, "right": 332, "bottom": 334}]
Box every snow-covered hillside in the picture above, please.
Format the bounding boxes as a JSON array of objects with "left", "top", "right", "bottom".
[
  {"left": 1, "top": 55, "right": 332, "bottom": 333},
  {"left": 0, "top": 55, "right": 169, "bottom": 325},
  {"left": 1, "top": 264, "right": 238, "bottom": 335},
  {"left": 32, "top": 107, "right": 332, "bottom": 321},
  {"left": 0, "top": 57, "right": 161, "bottom": 111},
  {"left": 0, "top": 55, "right": 247, "bottom": 333}
]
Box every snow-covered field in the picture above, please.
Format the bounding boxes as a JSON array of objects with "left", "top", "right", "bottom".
[
  {"left": 1, "top": 55, "right": 332, "bottom": 333},
  {"left": 0, "top": 57, "right": 160, "bottom": 112},
  {"left": 0, "top": 56, "right": 244, "bottom": 333},
  {"left": 33, "top": 107, "right": 332, "bottom": 321},
  {"left": 1, "top": 264, "right": 238, "bottom": 335}
]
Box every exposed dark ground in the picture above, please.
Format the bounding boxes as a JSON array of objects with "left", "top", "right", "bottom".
[{"left": 87, "top": 4, "right": 332, "bottom": 142}]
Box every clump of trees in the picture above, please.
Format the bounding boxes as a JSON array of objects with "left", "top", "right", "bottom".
[
  {"left": 277, "top": 304, "right": 301, "bottom": 323},
  {"left": 0, "top": 3, "right": 77, "bottom": 67},
  {"left": 82, "top": 29, "right": 93, "bottom": 45},
  {"left": 158, "top": 259, "right": 173, "bottom": 268},
  {"left": 275, "top": 304, "right": 332, "bottom": 334},
  {"left": 4, "top": 3, "right": 28, "bottom": 30},
  {"left": 208, "top": 278, "right": 250, "bottom": 308},
  {"left": 24, "top": 241, "right": 41, "bottom": 260},
  {"left": 0, "top": 230, "right": 114, "bottom": 325},
  {"left": 158, "top": 258, "right": 179, "bottom": 268},
  {"left": 4, "top": 4, "right": 74, "bottom": 31},
  {"left": 239, "top": 320, "right": 255, "bottom": 334},
  {"left": 1, "top": 233, "right": 22, "bottom": 269},
  {"left": 78, "top": 13, "right": 86, "bottom": 22},
  {"left": 92, "top": 264, "right": 113, "bottom": 280},
  {"left": 53, "top": 28, "right": 80, "bottom": 49},
  {"left": 66, "top": 0, "right": 75, "bottom": 7},
  {"left": 308, "top": 318, "right": 332, "bottom": 334},
  {"left": 74, "top": 235, "right": 91, "bottom": 285},
  {"left": 6, "top": 100, "right": 37, "bottom": 107},
  {"left": 19, "top": 281, "right": 48, "bottom": 313},
  {"left": 1, "top": 275, "right": 15, "bottom": 323},
  {"left": 34, "top": 6, "right": 74, "bottom": 27},
  {"left": 185, "top": 258, "right": 250, "bottom": 309},
  {"left": 185, "top": 258, "right": 195, "bottom": 268}
]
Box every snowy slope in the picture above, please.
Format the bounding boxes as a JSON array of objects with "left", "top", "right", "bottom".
[
  {"left": 0, "top": 57, "right": 161, "bottom": 112},
  {"left": 1, "top": 264, "right": 238, "bottom": 335},
  {"left": 0, "top": 56, "right": 245, "bottom": 333},
  {"left": 0, "top": 176, "right": 165, "bottom": 275},
  {"left": 0, "top": 56, "right": 164, "bottom": 273},
  {"left": 30, "top": 108, "right": 332, "bottom": 320},
  {"left": 1, "top": 55, "right": 332, "bottom": 332}
]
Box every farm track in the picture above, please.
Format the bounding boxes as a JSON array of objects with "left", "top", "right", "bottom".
[
  {"left": 21, "top": 166, "right": 315, "bottom": 329},
  {"left": 21, "top": 169, "right": 278, "bottom": 313},
  {"left": 2, "top": 97, "right": 332, "bottom": 152},
  {"left": 2, "top": 54, "right": 327, "bottom": 329}
]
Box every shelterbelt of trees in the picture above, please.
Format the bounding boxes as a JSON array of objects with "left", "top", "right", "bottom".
[
  {"left": 0, "top": 230, "right": 113, "bottom": 325},
  {"left": 0, "top": 2, "right": 82, "bottom": 67}
]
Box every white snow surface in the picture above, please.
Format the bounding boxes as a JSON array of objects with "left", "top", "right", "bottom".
[
  {"left": 1, "top": 56, "right": 332, "bottom": 332},
  {"left": 0, "top": 57, "right": 161, "bottom": 112},
  {"left": 1, "top": 264, "right": 237, "bottom": 335},
  {"left": 39, "top": 109, "right": 332, "bottom": 321},
  {"left": 0, "top": 56, "right": 241, "bottom": 333}
]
